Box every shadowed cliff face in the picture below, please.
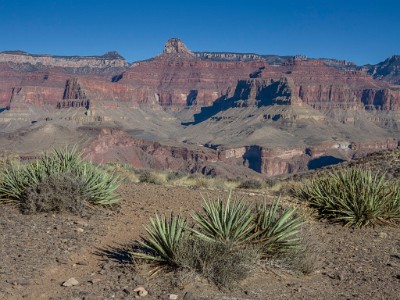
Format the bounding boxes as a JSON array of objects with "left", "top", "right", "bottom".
[{"left": 1, "top": 38, "right": 400, "bottom": 177}]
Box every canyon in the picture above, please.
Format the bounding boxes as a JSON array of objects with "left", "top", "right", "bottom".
[{"left": 0, "top": 38, "right": 400, "bottom": 178}]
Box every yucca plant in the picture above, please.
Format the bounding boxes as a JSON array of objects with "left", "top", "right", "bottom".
[
  {"left": 78, "top": 162, "right": 120, "bottom": 205},
  {"left": 0, "top": 162, "right": 29, "bottom": 202},
  {"left": 293, "top": 168, "right": 400, "bottom": 227},
  {"left": 252, "top": 198, "right": 303, "bottom": 257},
  {"left": 191, "top": 193, "right": 255, "bottom": 247},
  {"left": 132, "top": 212, "right": 187, "bottom": 265},
  {"left": 0, "top": 146, "right": 120, "bottom": 206}
]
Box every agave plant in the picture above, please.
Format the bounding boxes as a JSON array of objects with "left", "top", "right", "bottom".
[
  {"left": 252, "top": 198, "right": 303, "bottom": 257},
  {"left": 191, "top": 193, "right": 255, "bottom": 247},
  {"left": 132, "top": 212, "right": 187, "bottom": 265},
  {"left": 293, "top": 168, "right": 400, "bottom": 227}
]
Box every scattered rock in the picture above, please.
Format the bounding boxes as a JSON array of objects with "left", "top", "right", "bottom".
[
  {"left": 169, "top": 294, "right": 178, "bottom": 300},
  {"left": 183, "top": 292, "right": 194, "bottom": 300},
  {"left": 62, "top": 277, "right": 79, "bottom": 287},
  {"left": 378, "top": 232, "right": 388, "bottom": 239},
  {"left": 74, "top": 220, "right": 89, "bottom": 227},
  {"left": 88, "top": 278, "right": 101, "bottom": 284},
  {"left": 75, "top": 228, "right": 85, "bottom": 233},
  {"left": 6, "top": 279, "right": 32, "bottom": 286},
  {"left": 134, "top": 286, "right": 148, "bottom": 297},
  {"left": 76, "top": 260, "right": 89, "bottom": 266}
]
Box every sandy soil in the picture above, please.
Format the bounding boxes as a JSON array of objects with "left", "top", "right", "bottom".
[{"left": 1, "top": 183, "right": 400, "bottom": 300}]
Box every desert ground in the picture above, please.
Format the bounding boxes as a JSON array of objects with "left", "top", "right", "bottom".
[{"left": 1, "top": 168, "right": 399, "bottom": 300}]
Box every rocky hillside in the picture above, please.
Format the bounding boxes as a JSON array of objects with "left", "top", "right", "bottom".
[{"left": 366, "top": 55, "right": 400, "bottom": 85}]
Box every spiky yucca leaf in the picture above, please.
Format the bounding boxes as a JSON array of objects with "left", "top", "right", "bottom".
[
  {"left": 132, "top": 212, "right": 187, "bottom": 265},
  {"left": 253, "top": 198, "right": 303, "bottom": 257},
  {"left": 293, "top": 168, "right": 400, "bottom": 227},
  {"left": 191, "top": 193, "right": 255, "bottom": 246}
]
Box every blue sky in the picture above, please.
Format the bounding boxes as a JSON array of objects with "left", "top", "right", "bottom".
[{"left": 0, "top": 0, "right": 399, "bottom": 65}]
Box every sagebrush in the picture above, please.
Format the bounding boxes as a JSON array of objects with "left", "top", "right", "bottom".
[
  {"left": 175, "top": 237, "right": 259, "bottom": 288},
  {"left": 21, "top": 172, "right": 87, "bottom": 215}
]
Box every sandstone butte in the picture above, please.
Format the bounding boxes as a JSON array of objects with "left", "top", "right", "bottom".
[{"left": 0, "top": 38, "right": 400, "bottom": 178}]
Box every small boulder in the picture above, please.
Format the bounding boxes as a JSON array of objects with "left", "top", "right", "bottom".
[
  {"left": 134, "top": 286, "right": 148, "bottom": 297},
  {"left": 62, "top": 277, "right": 79, "bottom": 287}
]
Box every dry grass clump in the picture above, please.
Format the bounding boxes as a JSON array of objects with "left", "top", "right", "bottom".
[
  {"left": 166, "top": 171, "right": 186, "bottom": 181},
  {"left": 104, "top": 163, "right": 141, "bottom": 183},
  {"left": 139, "top": 170, "right": 166, "bottom": 185},
  {"left": 293, "top": 168, "right": 400, "bottom": 227},
  {"left": 238, "top": 179, "right": 263, "bottom": 189}
]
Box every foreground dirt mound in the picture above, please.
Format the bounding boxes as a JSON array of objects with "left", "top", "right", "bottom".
[{"left": 1, "top": 183, "right": 399, "bottom": 300}]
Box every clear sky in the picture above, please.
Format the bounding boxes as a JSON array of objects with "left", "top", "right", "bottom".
[{"left": 0, "top": 0, "right": 399, "bottom": 65}]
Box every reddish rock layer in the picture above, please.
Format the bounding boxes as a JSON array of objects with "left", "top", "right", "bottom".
[{"left": 84, "top": 129, "right": 398, "bottom": 177}]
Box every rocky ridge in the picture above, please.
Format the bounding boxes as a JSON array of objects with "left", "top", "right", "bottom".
[
  {"left": 366, "top": 55, "right": 400, "bottom": 85},
  {"left": 0, "top": 50, "right": 128, "bottom": 69}
]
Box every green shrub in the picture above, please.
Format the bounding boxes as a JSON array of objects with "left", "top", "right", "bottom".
[
  {"left": 0, "top": 146, "right": 120, "bottom": 208},
  {"left": 293, "top": 168, "right": 400, "bottom": 227},
  {"left": 238, "top": 179, "right": 263, "bottom": 189},
  {"left": 175, "top": 238, "right": 259, "bottom": 288},
  {"left": 132, "top": 212, "right": 187, "bottom": 265}
]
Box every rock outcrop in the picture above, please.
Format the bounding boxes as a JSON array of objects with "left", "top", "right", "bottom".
[
  {"left": 0, "top": 50, "right": 128, "bottom": 71},
  {"left": 366, "top": 55, "right": 400, "bottom": 85}
]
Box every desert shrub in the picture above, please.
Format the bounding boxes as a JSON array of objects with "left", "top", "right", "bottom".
[
  {"left": 139, "top": 170, "right": 165, "bottom": 185},
  {"left": 293, "top": 168, "right": 400, "bottom": 227},
  {"left": 287, "top": 238, "right": 319, "bottom": 275},
  {"left": 175, "top": 237, "right": 259, "bottom": 288},
  {"left": 21, "top": 173, "right": 87, "bottom": 215},
  {"left": 166, "top": 171, "right": 186, "bottom": 181},
  {"left": 238, "top": 179, "right": 263, "bottom": 189},
  {"left": 132, "top": 212, "right": 187, "bottom": 265},
  {"left": 0, "top": 147, "right": 120, "bottom": 207}
]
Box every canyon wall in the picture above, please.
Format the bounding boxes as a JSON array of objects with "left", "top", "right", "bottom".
[
  {"left": 84, "top": 129, "right": 398, "bottom": 178},
  {"left": 1, "top": 38, "right": 400, "bottom": 177}
]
